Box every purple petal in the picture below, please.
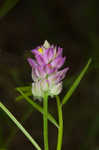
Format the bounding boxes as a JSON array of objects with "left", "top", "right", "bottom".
[
  {"left": 44, "top": 64, "right": 57, "bottom": 74},
  {"left": 56, "top": 68, "right": 69, "bottom": 82},
  {"left": 35, "top": 65, "right": 46, "bottom": 78},
  {"left": 44, "top": 48, "right": 54, "bottom": 63},
  {"left": 48, "top": 68, "right": 69, "bottom": 84},
  {"left": 35, "top": 67, "right": 41, "bottom": 78},
  {"left": 27, "top": 58, "right": 37, "bottom": 67},
  {"left": 51, "top": 56, "right": 66, "bottom": 69},
  {"left": 56, "top": 47, "right": 63, "bottom": 57},
  {"left": 35, "top": 54, "right": 46, "bottom": 66},
  {"left": 58, "top": 68, "right": 69, "bottom": 79}
]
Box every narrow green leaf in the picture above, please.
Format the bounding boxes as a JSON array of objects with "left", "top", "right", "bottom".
[
  {"left": 16, "top": 88, "right": 59, "bottom": 129},
  {"left": 0, "top": 0, "right": 20, "bottom": 18},
  {"left": 56, "top": 96, "right": 63, "bottom": 150},
  {"left": 16, "top": 86, "right": 32, "bottom": 101},
  {"left": 62, "top": 58, "right": 92, "bottom": 106},
  {"left": 0, "top": 102, "right": 41, "bottom": 150},
  {"left": 16, "top": 92, "right": 32, "bottom": 102},
  {"left": 16, "top": 86, "right": 31, "bottom": 92}
]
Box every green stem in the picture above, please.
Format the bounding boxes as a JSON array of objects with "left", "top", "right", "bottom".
[
  {"left": 56, "top": 96, "right": 63, "bottom": 150},
  {"left": 0, "top": 102, "right": 41, "bottom": 150},
  {"left": 43, "top": 93, "right": 49, "bottom": 150}
]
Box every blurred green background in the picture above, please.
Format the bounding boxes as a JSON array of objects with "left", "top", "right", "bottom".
[{"left": 0, "top": 0, "right": 99, "bottom": 150}]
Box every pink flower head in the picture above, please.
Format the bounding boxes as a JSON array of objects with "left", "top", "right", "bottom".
[{"left": 27, "top": 40, "right": 69, "bottom": 100}]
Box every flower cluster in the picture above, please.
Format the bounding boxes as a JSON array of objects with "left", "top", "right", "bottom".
[{"left": 27, "top": 40, "right": 69, "bottom": 100}]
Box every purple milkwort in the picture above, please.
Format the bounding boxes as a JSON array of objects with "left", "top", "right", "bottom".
[{"left": 27, "top": 40, "right": 69, "bottom": 100}]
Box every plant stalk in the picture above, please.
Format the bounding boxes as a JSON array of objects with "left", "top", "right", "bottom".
[
  {"left": 43, "top": 93, "right": 49, "bottom": 150},
  {"left": 56, "top": 96, "right": 63, "bottom": 150}
]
